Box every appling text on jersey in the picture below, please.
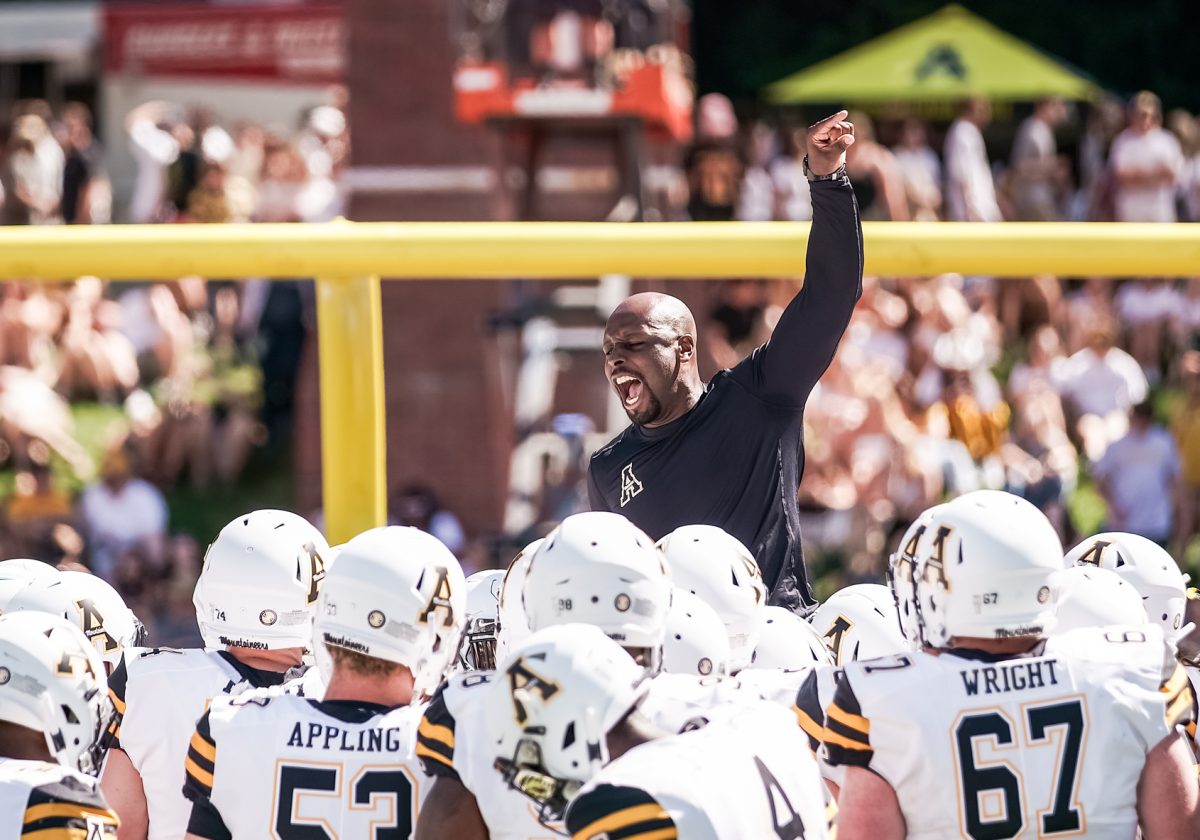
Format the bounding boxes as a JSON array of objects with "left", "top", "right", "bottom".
[{"left": 286, "top": 722, "right": 405, "bottom": 752}]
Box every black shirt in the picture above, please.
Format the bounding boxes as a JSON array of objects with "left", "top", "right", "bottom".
[{"left": 587, "top": 175, "right": 862, "bottom": 613}]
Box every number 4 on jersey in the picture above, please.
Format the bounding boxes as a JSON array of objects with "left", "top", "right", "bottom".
[{"left": 754, "top": 756, "right": 806, "bottom": 840}]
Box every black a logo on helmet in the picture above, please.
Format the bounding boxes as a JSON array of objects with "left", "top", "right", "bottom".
[
  {"left": 417, "top": 566, "right": 456, "bottom": 627},
  {"left": 302, "top": 542, "right": 327, "bottom": 606},
  {"left": 76, "top": 599, "right": 119, "bottom": 653},
  {"left": 924, "top": 525, "right": 954, "bottom": 589},
  {"left": 1075, "top": 540, "right": 1111, "bottom": 567},
  {"left": 823, "top": 614, "right": 854, "bottom": 663},
  {"left": 507, "top": 653, "right": 560, "bottom": 725}
]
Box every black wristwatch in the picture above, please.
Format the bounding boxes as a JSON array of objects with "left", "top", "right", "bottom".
[{"left": 803, "top": 154, "right": 847, "bottom": 182}]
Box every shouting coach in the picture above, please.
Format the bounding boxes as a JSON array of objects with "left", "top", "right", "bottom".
[{"left": 587, "top": 111, "right": 862, "bottom": 613}]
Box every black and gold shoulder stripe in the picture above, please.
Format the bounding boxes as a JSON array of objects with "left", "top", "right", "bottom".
[
  {"left": 793, "top": 669, "right": 827, "bottom": 752},
  {"left": 822, "top": 675, "right": 873, "bottom": 768},
  {"left": 565, "top": 784, "right": 677, "bottom": 840},
  {"left": 105, "top": 655, "right": 130, "bottom": 749},
  {"left": 415, "top": 685, "right": 458, "bottom": 778},
  {"left": 182, "top": 710, "right": 217, "bottom": 800},
  {"left": 1161, "top": 663, "right": 1196, "bottom": 731},
  {"left": 23, "top": 783, "right": 118, "bottom": 839}
]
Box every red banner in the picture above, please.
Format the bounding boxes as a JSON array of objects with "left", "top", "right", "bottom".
[{"left": 104, "top": 2, "right": 344, "bottom": 84}]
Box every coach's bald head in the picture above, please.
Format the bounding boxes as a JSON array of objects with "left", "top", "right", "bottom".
[{"left": 602, "top": 293, "right": 704, "bottom": 428}]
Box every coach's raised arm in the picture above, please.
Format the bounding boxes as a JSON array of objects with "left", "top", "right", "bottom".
[{"left": 587, "top": 111, "right": 863, "bottom": 614}]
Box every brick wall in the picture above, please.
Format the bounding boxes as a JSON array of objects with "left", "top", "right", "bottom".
[{"left": 296, "top": 0, "right": 690, "bottom": 542}]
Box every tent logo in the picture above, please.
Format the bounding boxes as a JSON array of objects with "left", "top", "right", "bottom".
[{"left": 916, "top": 44, "right": 967, "bottom": 81}]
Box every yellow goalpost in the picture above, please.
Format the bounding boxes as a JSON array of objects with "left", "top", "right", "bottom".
[{"left": 2, "top": 221, "right": 1197, "bottom": 542}]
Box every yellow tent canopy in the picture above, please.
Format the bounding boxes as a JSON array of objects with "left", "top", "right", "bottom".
[{"left": 766, "top": 4, "right": 1098, "bottom": 104}]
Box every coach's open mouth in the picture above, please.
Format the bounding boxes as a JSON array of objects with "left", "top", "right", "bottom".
[{"left": 613, "top": 373, "right": 644, "bottom": 408}]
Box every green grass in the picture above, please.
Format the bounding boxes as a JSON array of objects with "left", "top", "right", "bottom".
[
  {"left": 1, "top": 401, "right": 295, "bottom": 546},
  {"left": 1066, "top": 475, "right": 1107, "bottom": 539},
  {"left": 164, "top": 450, "right": 295, "bottom": 543}
]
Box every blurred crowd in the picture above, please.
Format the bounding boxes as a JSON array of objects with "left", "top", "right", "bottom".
[
  {"left": 669, "top": 88, "right": 1200, "bottom": 594},
  {"left": 4, "top": 84, "right": 1200, "bottom": 608},
  {"left": 684, "top": 89, "right": 1200, "bottom": 224},
  {"left": 0, "top": 94, "right": 348, "bottom": 634},
  {"left": 1, "top": 92, "right": 348, "bottom": 226}
]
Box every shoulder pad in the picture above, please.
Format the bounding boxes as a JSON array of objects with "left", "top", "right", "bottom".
[
  {"left": 23, "top": 773, "right": 118, "bottom": 838},
  {"left": 566, "top": 783, "right": 675, "bottom": 840},
  {"left": 416, "top": 681, "right": 459, "bottom": 778}
]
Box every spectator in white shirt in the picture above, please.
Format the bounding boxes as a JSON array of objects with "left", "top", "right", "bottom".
[
  {"left": 1115, "top": 278, "right": 1180, "bottom": 382},
  {"left": 1093, "top": 401, "right": 1181, "bottom": 545},
  {"left": 892, "top": 118, "right": 942, "bottom": 220},
  {"left": 1058, "top": 323, "right": 1149, "bottom": 461},
  {"left": 944, "top": 97, "right": 1002, "bottom": 222},
  {"left": 1110, "top": 91, "right": 1183, "bottom": 222},
  {"left": 770, "top": 127, "right": 812, "bottom": 222},
  {"left": 1010, "top": 98, "right": 1070, "bottom": 221},
  {"left": 78, "top": 446, "right": 167, "bottom": 581},
  {"left": 124, "top": 101, "right": 187, "bottom": 224}
]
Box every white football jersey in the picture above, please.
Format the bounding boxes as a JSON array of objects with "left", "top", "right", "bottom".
[
  {"left": 105, "top": 647, "right": 289, "bottom": 840},
  {"left": 417, "top": 672, "right": 560, "bottom": 840},
  {"left": 566, "top": 702, "right": 829, "bottom": 840},
  {"left": 824, "top": 626, "right": 1195, "bottom": 839},
  {"left": 0, "top": 758, "right": 118, "bottom": 839},
  {"left": 638, "top": 672, "right": 773, "bottom": 734},
  {"left": 733, "top": 666, "right": 815, "bottom": 707},
  {"left": 183, "top": 691, "right": 428, "bottom": 838},
  {"left": 786, "top": 664, "right": 845, "bottom": 789}
]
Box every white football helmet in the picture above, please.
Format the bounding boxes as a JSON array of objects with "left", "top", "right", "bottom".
[
  {"left": 0, "top": 558, "right": 59, "bottom": 582},
  {"left": 488, "top": 624, "right": 649, "bottom": 822},
  {"left": 888, "top": 505, "right": 945, "bottom": 646},
  {"left": 496, "top": 538, "right": 543, "bottom": 663},
  {"left": 193, "top": 510, "right": 330, "bottom": 651},
  {"left": 915, "top": 491, "right": 1062, "bottom": 649},
  {"left": 747, "top": 606, "right": 833, "bottom": 670},
  {"left": 315, "top": 526, "right": 466, "bottom": 699},
  {"left": 458, "top": 569, "right": 505, "bottom": 671},
  {"left": 1065, "top": 532, "right": 1191, "bottom": 644},
  {"left": 0, "top": 559, "right": 60, "bottom": 613},
  {"left": 3, "top": 572, "right": 146, "bottom": 671},
  {"left": 809, "top": 584, "right": 910, "bottom": 665},
  {"left": 1052, "top": 566, "right": 1149, "bottom": 634},
  {"left": 0, "top": 611, "right": 113, "bottom": 775},
  {"left": 657, "top": 524, "right": 766, "bottom": 673},
  {"left": 661, "top": 589, "right": 730, "bottom": 677},
  {"left": 523, "top": 513, "right": 671, "bottom": 668}
]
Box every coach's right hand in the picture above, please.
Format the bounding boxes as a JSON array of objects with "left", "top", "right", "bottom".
[{"left": 806, "top": 110, "right": 855, "bottom": 175}]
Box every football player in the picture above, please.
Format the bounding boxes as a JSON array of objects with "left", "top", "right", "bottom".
[
  {"left": 0, "top": 611, "right": 118, "bottom": 839},
  {"left": 884, "top": 504, "right": 945, "bottom": 647},
  {"left": 0, "top": 558, "right": 61, "bottom": 613},
  {"left": 657, "top": 524, "right": 767, "bottom": 673},
  {"left": 489, "top": 624, "right": 830, "bottom": 839},
  {"left": 808, "top": 584, "right": 907, "bottom": 667},
  {"left": 1066, "top": 531, "right": 1199, "bottom": 749},
  {"left": 660, "top": 589, "right": 730, "bottom": 678},
  {"left": 787, "top": 584, "right": 912, "bottom": 799},
  {"left": 101, "top": 510, "right": 329, "bottom": 840},
  {"left": 745, "top": 606, "right": 832, "bottom": 671},
  {"left": 3, "top": 571, "right": 146, "bottom": 674},
  {"left": 415, "top": 515, "right": 672, "bottom": 840},
  {"left": 182, "top": 525, "right": 465, "bottom": 839},
  {"left": 1052, "top": 565, "right": 1149, "bottom": 633},
  {"left": 458, "top": 569, "right": 504, "bottom": 672},
  {"left": 827, "top": 491, "right": 1199, "bottom": 839}
]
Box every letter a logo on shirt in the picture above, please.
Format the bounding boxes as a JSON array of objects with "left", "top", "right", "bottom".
[{"left": 619, "top": 463, "right": 643, "bottom": 507}]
